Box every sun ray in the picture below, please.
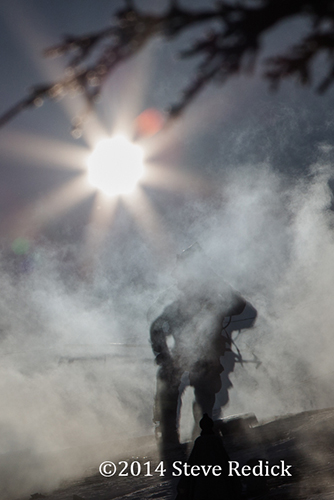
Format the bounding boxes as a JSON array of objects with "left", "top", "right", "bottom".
[
  {"left": 79, "top": 115, "right": 110, "bottom": 150},
  {"left": 144, "top": 87, "right": 236, "bottom": 163},
  {"left": 1, "top": 1, "right": 81, "bottom": 122},
  {"left": 143, "top": 161, "right": 212, "bottom": 197},
  {"left": 0, "top": 130, "right": 88, "bottom": 171},
  {"left": 5, "top": 175, "right": 93, "bottom": 240},
  {"left": 123, "top": 186, "right": 175, "bottom": 260},
  {"left": 1, "top": 2, "right": 108, "bottom": 144},
  {"left": 83, "top": 191, "right": 119, "bottom": 259},
  {"left": 100, "top": 41, "right": 157, "bottom": 136}
]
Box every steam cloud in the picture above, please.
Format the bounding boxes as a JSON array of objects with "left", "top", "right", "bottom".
[{"left": 1, "top": 144, "right": 334, "bottom": 498}]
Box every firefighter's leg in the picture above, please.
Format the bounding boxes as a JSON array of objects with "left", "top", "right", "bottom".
[
  {"left": 154, "top": 366, "right": 181, "bottom": 445},
  {"left": 191, "top": 387, "right": 217, "bottom": 441},
  {"left": 190, "top": 364, "right": 222, "bottom": 440}
]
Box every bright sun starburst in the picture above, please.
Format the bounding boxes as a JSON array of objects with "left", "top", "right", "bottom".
[{"left": 86, "top": 135, "right": 144, "bottom": 196}]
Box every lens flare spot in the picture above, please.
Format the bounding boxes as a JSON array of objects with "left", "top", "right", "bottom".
[
  {"left": 12, "top": 238, "right": 30, "bottom": 255},
  {"left": 135, "top": 108, "right": 164, "bottom": 137}
]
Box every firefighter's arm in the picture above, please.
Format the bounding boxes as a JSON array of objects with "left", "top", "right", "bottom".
[{"left": 150, "top": 316, "right": 172, "bottom": 366}]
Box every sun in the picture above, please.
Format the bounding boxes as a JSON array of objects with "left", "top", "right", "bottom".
[{"left": 87, "top": 135, "right": 144, "bottom": 196}]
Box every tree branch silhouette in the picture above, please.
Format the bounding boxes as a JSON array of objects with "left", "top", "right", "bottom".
[{"left": 1, "top": 0, "right": 334, "bottom": 132}]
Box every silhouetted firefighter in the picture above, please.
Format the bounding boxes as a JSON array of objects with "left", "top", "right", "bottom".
[{"left": 150, "top": 243, "right": 256, "bottom": 451}]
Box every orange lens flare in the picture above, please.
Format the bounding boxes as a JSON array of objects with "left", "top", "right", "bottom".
[{"left": 134, "top": 108, "right": 164, "bottom": 138}]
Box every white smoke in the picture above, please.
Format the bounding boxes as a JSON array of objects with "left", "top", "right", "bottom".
[{"left": 1, "top": 132, "right": 334, "bottom": 499}]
